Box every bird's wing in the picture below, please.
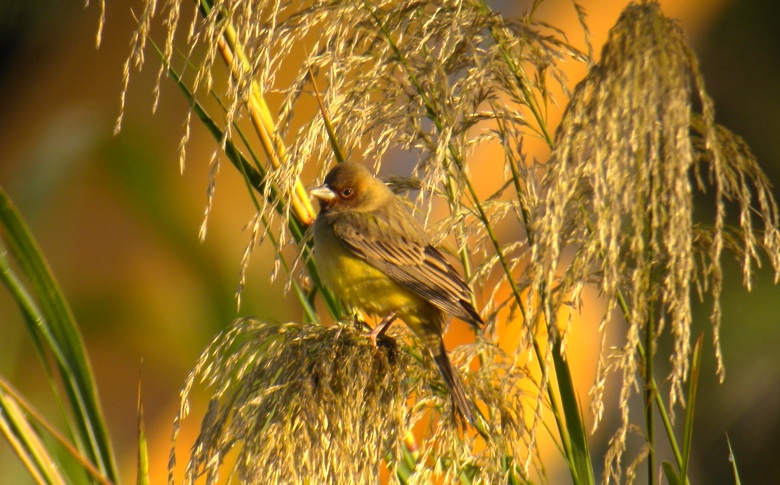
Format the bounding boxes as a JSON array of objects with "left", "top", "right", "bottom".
[{"left": 332, "top": 209, "right": 483, "bottom": 328}]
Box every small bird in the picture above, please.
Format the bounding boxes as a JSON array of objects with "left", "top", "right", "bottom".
[{"left": 311, "top": 162, "right": 483, "bottom": 426}]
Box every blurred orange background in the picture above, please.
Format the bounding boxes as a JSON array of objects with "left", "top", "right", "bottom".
[{"left": 0, "top": 0, "right": 778, "bottom": 483}]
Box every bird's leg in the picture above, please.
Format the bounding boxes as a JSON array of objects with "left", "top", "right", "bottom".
[{"left": 367, "top": 311, "right": 397, "bottom": 346}]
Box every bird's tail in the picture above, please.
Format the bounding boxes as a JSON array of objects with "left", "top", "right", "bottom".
[{"left": 432, "top": 342, "right": 477, "bottom": 428}]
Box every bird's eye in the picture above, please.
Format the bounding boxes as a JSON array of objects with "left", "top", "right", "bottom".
[{"left": 340, "top": 188, "right": 354, "bottom": 198}]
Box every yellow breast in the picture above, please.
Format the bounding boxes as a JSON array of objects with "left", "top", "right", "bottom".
[{"left": 313, "top": 218, "right": 429, "bottom": 323}]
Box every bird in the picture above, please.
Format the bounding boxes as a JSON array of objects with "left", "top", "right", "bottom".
[{"left": 310, "top": 162, "right": 483, "bottom": 427}]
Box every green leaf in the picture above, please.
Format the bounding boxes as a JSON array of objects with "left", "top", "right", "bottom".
[
  {"left": 681, "top": 334, "right": 704, "bottom": 482},
  {"left": 0, "top": 187, "right": 118, "bottom": 483},
  {"left": 0, "top": 388, "right": 66, "bottom": 485},
  {"left": 137, "top": 379, "right": 150, "bottom": 485},
  {"left": 0, "top": 377, "right": 115, "bottom": 485},
  {"left": 551, "top": 340, "right": 595, "bottom": 485},
  {"left": 662, "top": 461, "right": 683, "bottom": 485},
  {"left": 153, "top": 40, "right": 342, "bottom": 321},
  {"left": 726, "top": 435, "right": 742, "bottom": 485},
  {"left": 393, "top": 433, "right": 417, "bottom": 484}
]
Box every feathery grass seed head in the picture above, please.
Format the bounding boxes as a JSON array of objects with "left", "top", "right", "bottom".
[
  {"left": 171, "top": 319, "right": 414, "bottom": 484},
  {"left": 170, "top": 319, "right": 538, "bottom": 484},
  {"left": 532, "top": 2, "right": 780, "bottom": 481}
]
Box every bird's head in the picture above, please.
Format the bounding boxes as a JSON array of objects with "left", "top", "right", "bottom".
[{"left": 311, "top": 162, "right": 392, "bottom": 214}]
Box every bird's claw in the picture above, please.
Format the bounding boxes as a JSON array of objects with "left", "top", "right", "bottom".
[{"left": 366, "top": 311, "right": 397, "bottom": 348}]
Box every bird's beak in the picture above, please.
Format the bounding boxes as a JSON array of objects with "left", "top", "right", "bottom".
[{"left": 310, "top": 184, "right": 336, "bottom": 201}]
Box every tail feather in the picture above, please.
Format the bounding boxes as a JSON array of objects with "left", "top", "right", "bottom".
[{"left": 432, "top": 342, "right": 476, "bottom": 428}]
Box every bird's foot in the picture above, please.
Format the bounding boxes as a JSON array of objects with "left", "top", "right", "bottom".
[{"left": 366, "top": 311, "right": 397, "bottom": 348}]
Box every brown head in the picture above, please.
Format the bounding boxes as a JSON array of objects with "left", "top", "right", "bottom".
[{"left": 310, "top": 162, "right": 394, "bottom": 215}]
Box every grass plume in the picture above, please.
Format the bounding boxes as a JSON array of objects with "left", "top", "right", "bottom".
[
  {"left": 171, "top": 318, "right": 534, "bottom": 484},
  {"left": 532, "top": 2, "right": 780, "bottom": 481}
]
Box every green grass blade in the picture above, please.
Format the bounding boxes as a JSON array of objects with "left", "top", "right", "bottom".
[
  {"left": 137, "top": 379, "right": 150, "bottom": 485},
  {"left": 680, "top": 334, "right": 703, "bottom": 482},
  {"left": 662, "top": 461, "right": 683, "bottom": 485},
  {"left": 159, "top": 51, "right": 341, "bottom": 321},
  {"left": 0, "top": 188, "right": 118, "bottom": 482},
  {"left": 551, "top": 340, "right": 595, "bottom": 485},
  {"left": 230, "top": 124, "right": 322, "bottom": 325},
  {"left": 394, "top": 442, "right": 416, "bottom": 484},
  {"left": 0, "top": 378, "right": 113, "bottom": 485},
  {"left": 0, "top": 389, "right": 66, "bottom": 485},
  {"left": 726, "top": 435, "right": 742, "bottom": 485}
]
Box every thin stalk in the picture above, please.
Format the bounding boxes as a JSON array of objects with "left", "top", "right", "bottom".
[
  {"left": 198, "top": 0, "right": 316, "bottom": 226},
  {"left": 533, "top": 340, "right": 573, "bottom": 477},
  {"left": 136, "top": 379, "right": 149, "bottom": 485},
  {"left": 576, "top": 199, "right": 687, "bottom": 476},
  {"left": 616, "top": 288, "right": 684, "bottom": 470},
  {"left": 214, "top": 35, "right": 315, "bottom": 226},
  {"left": 644, "top": 183, "right": 656, "bottom": 485},
  {"left": 308, "top": 67, "right": 346, "bottom": 165},
  {"left": 493, "top": 101, "right": 594, "bottom": 482},
  {"left": 507, "top": 152, "right": 535, "bottom": 244},
  {"left": 645, "top": 313, "right": 655, "bottom": 485},
  {"left": 478, "top": 0, "right": 553, "bottom": 147},
  {"left": 160, "top": 42, "right": 340, "bottom": 320},
  {"left": 231, "top": 125, "right": 322, "bottom": 324}
]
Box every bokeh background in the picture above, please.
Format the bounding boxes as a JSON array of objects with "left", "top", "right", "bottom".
[{"left": 0, "top": 0, "right": 777, "bottom": 483}]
